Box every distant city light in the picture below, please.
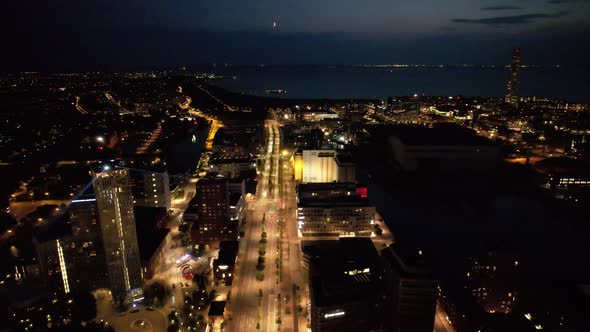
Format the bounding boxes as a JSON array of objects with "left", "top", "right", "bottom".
[
  {"left": 96, "top": 136, "right": 104, "bottom": 143},
  {"left": 102, "top": 165, "right": 111, "bottom": 171}
]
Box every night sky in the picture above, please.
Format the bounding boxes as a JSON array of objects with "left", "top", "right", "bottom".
[{"left": 2, "top": 0, "right": 590, "bottom": 70}]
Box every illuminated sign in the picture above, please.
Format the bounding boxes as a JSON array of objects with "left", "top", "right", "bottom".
[
  {"left": 181, "top": 265, "right": 194, "bottom": 280},
  {"left": 71, "top": 198, "right": 97, "bottom": 203},
  {"left": 355, "top": 187, "right": 368, "bottom": 198},
  {"left": 176, "top": 254, "right": 193, "bottom": 266},
  {"left": 344, "top": 268, "right": 370, "bottom": 276},
  {"left": 324, "top": 311, "right": 345, "bottom": 319}
]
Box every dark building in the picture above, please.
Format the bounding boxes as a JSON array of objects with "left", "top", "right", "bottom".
[
  {"left": 34, "top": 196, "right": 108, "bottom": 296},
  {"left": 296, "top": 182, "right": 359, "bottom": 199},
  {"left": 517, "top": 282, "right": 590, "bottom": 331},
  {"left": 64, "top": 197, "right": 108, "bottom": 291},
  {"left": 386, "top": 96, "right": 395, "bottom": 110},
  {"left": 467, "top": 248, "right": 520, "bottom": 314},
  {"left": 385, "top": 124, "right": 500, "bottom": 171},
  {"left": 208, "top": 301, "right": 227, "bottom": 326},
  {"left": 288, "top": 128, "right": 324, "bottom": 150},
  {"left": 505, "top": 48, "right": 521, "bottom": 106},
  {"left": 535, "top": 157, "right": 590, "bottom": 191},
  {"left": 213, "top": 240, "right": 239, "bottom": 285},
  {"left": 134, "top": 206, "right": 170, "bottom": 279},
  {"left": 303, "top": 238, "right": 386, "bottom": 332},
  {"left": 438, "top": 279, "right": 536, "bottom": 332},
  {"left": 381, "top": 243, "right": 437, "bottom": 332},
  {"left": 34, "top": 215, "right": 73, "bottom": 296},
  {"left": 187, "top": 176, "right": 237, "bottom": 247}
]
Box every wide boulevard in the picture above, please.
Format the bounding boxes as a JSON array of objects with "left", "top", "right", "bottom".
[{"left": 228, "top": 119, "right": 307, "bottom": 332}]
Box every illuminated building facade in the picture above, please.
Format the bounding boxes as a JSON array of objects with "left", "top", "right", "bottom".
[
  {"left": 505, "top": 48, "right": 521, "bottom": 106},
  {"left": 297, "top": 150, "right": 356, "bottom": 183},
  {"left": 187, "top": 176, "right": 237, "bottom": 247},
  {"left": 297, "top": 183, "right": 375, "bottom": 237},
  {"left": 229, "top": 192, "right": 246, "bottom": 223},
  {"left": 297, "top": 198, "right": 375, "bottom": 237},
  {"left": 209, "top": 154, "right": 256, "bottom": 179},
  {"left": 292, "top": 150, "right": 304, "bottom": 182},
  {"left": 303, "top": 150, "right": 337, "bottom": 183},
  {"left": 93, "top": 167, "right": 143, "bottom": 303},
  {"left": 130, "top": 170, "right": 171, "bottom": 209}
]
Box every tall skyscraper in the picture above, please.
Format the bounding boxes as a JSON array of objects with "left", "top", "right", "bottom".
[
  {"left": 505, "top": 48, "right": 521, "bottom": 106},
  {"left": 92, "top": 166, "right": 143, "bottom": 304}
]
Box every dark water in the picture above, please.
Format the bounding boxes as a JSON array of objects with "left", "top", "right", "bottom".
[
  {"left": 168, "top": 125, "right": 209, "bottom": 174},
  {"left": 210, "top": 66, "right": 590, "bottom": 103}
]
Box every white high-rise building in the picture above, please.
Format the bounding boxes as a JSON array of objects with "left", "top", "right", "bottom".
[{"left": 93, "top": 166, "right": 143, "bottom": 304}]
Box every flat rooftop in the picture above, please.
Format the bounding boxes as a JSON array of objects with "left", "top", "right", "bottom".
[
  {"left": 381, "top": 242, "right": 433, "bottom": 278},
  {"left": 371, "top": 124, "right": 495, "bottom": 146},
  {"left": 216, "top": 240, "right": 239, "bottom": 266},
  {"left": 535, "top": 157, "right": 590, "bottom": 175},
  {"left": 208, "top": 301, "right": 226, "bottom": 316},
  {"left": 210, "top": 154, "right": 255, "bottom": 164},
  {"left": 134, "top": 206, "right": 169, "bottom": 261},
  {"left": 298, "top": 195, "right": 372, "bottom": 207},
  {"left": 297, "top": 182, "right": 357, "bottom": 192},
  {"left": 303, "top": 238, "right": 383, "bottom": 307}
]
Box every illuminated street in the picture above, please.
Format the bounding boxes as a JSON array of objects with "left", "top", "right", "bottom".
[
  {"left": 227, "top": 119, "right": 303, "bottom": 332},
  {"left": 434, "top": 304, "right": 456, "bottom": 332}
]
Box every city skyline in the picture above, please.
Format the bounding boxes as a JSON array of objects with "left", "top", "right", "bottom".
[
  {"left": 2, "top": 1, "right": 590, "bottom": 70},
  {"left": 1, "top": 2, "right": 590, "bottom": 332}
]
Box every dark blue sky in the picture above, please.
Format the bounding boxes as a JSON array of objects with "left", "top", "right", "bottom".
[{"left": 2, "top": 0, "right": 589, "bottom": 70}]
